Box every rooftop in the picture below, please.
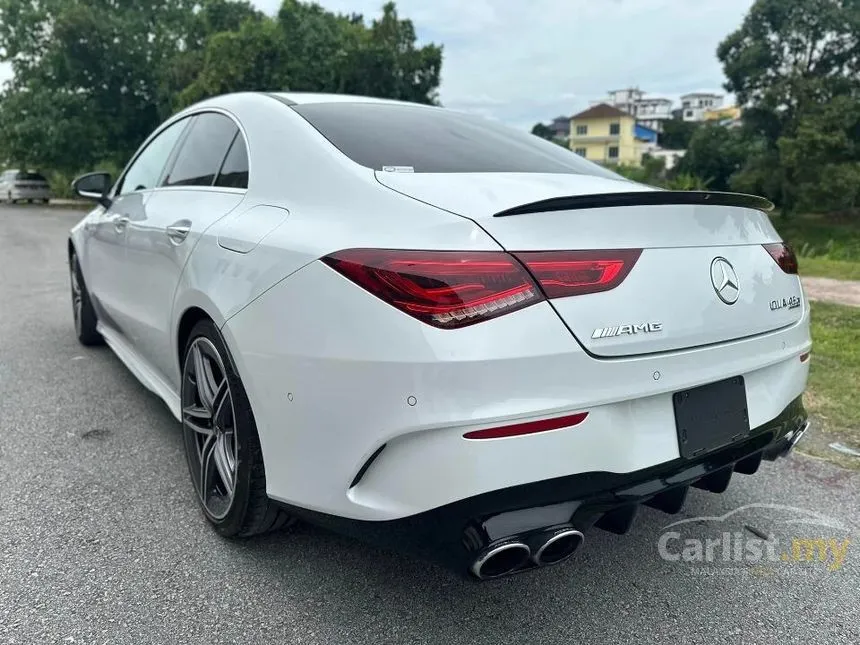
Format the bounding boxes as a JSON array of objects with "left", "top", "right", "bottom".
[{"left": 571, "top": 103, "right": 632, "bottom": 120}]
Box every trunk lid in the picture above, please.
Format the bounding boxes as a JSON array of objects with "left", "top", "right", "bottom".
[{"left": 376, "top": 172, "right": 803, "bottom": 357}]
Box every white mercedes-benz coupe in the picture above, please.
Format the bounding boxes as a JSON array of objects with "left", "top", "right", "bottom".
[{"left": 68, "top": 92, "right": 811, "bottom": 579}]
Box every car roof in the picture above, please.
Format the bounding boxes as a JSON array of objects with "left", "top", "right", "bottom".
[{"left": 272, "top": 92, "right": 435, "bottom": 109}]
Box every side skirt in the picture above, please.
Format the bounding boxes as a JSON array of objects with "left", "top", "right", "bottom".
[{"left": 96, "top": 322, "right": 182, "bottom": 421}]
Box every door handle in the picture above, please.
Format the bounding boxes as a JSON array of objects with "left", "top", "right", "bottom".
[
  {"left": 166, "top": 221, "right": 191, "bottom": 245},
  {"left": 113, "top": 215, "right": 129, "bottom": 233}
]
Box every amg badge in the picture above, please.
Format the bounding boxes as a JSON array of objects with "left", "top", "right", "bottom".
[{"left": 592, "top": 322, "right": 663, "bottom": 339}]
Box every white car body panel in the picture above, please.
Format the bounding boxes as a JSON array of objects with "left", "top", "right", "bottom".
[
  {"left": 223, "top": 259, "right": 809, "bottom": 520},
  {"left": 67, "top": 92, "right": 812, "bottom": 534}
]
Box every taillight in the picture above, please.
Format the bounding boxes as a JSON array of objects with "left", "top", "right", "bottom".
[
  {"left": 322, "top": 249, "right": 544, "bottom": 329},
  {"left": 513, "top": 249, "right": 642, "bottom": 298},
  {"left": 763, "top": 243, "right": 798, "bottom": 274}
]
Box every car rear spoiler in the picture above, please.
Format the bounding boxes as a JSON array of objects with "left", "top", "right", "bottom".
[{"left": 493, "top": 191, "right": 775, "bottom": 218}]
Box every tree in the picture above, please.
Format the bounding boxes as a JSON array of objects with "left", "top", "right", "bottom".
[
  {"left": 658, "top": 119, "right": 699, "bottom": 150},
  {"left": 717, "top": 0, "right": 860, "bottom": 213},
  {"left": 178, "top": 18, "right": 291, "bottom": 107},
  {"left": 0, "top": 1, "right": 443, "bottom": 175},
  {"left": 676, "top": 124, "right": 750, "bottom": 192},
  {"left": 778, "top": 95, "right": 860, "bottom": 214},
  {"left": 531, "top": 123, "right": 554, "bottom": 140},
  {"left": 0, "top": 0, "right": 198, "bottom": 170},
  {"left": 718, "top": 0, "right": 860, "bottom": 138}
]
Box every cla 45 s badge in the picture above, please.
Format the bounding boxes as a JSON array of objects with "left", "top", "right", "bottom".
[
  {"left": 592, "top": 322, "right": 664, "bottom": 339},
  {"left": 770, "top": 296, "right": 801, "bottom": 311}
]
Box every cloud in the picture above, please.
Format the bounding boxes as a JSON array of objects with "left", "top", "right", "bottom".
[{"left": 286, "top": 0, "right": 753, "bottom": 129}]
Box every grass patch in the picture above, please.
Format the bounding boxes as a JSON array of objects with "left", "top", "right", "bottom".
[
  {"left": 798, "top": 256, "right": 860, "bottom": 281},
  {"left": 801, "top": 301, "right": 860, "bottom": 466},
  {"left": 771, "top": 213, "right": 860, "bottom": 261},
  {"left": 770, "top": 213, "right": 860, "bottom": 281}
]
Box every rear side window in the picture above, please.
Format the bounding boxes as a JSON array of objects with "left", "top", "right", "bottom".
[
  {"left": 214, "top": 134, "right": 249, "bottom": 189},
  {"left": 16, "top": 172, "right": 47, "bottom": 182},
  {"left": 164, "top": 113, "right": 238, "bottom": 187},
  {"left": 291, "top": 102, "right": 617, "bottom": 177}
]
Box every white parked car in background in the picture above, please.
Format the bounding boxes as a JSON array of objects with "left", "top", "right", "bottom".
[
  {"left": 67, "top": 92, "right": 811, "bottom": 580},
  {"left": 0, "top": 169, "right": 52, "bottom": 203}
]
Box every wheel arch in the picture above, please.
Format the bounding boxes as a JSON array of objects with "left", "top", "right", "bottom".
[{"left": 176, "top": 306, "right": 213, "bottom": 374}]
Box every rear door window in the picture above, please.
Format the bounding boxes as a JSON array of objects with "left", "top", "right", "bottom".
[
  {"left": 117, "top": 118, "right": 190, "bottom": 195},
  {"left": 214, "top": 133, "right": 249, "bottom": 189},
  {"left": 163, "top": 113, "right": 238, "bottom": 187}
]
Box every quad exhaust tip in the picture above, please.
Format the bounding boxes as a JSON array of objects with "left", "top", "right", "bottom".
[
  {"left": 532, "top": 528, "right": 584, "bottom": 567},
  {"left": 470, "top": 542, "right": 531, "bottom": 579}
]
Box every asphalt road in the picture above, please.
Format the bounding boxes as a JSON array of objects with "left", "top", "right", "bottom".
[{"left": 1, "top": 205, "right": 858, "bottom": 645}]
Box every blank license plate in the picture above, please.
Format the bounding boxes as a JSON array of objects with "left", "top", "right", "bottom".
[{"left": 673, "top": 376, "right": 750, "bottom": 459}]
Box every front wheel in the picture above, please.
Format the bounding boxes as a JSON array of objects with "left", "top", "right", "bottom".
[
  {"left": 180, "top": 319, "right": 292, "bottom": 537},
  {"left": 70, "top": 251, "right": 103, "bottom": 346}
]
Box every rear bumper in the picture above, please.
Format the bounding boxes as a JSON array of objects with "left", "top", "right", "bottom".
[
  {"left": 224, "top": 260, "right": 811, "bottom": 522},
  {"left": 275, "top": 396, "right": 808, "bottom": 575}
]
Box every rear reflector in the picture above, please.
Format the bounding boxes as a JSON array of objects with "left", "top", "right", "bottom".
[
  {"left": 763, "top": 243, "right": 799, "bottom": 274},
  {"left": 322, "top": 249, "right": 543, "bottom": 329},
  {"left": 513, "top": 249, "right": 642, "bottom": 298},
  {"left": 464, "top": 412, "right": 589, "bottom": 440}
]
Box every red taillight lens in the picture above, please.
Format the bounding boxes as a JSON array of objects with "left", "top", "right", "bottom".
[
  {"left": 513, "top": 249, "right": 642, "bottom": 298},
  {"left": 464, "top": 412, "right": 589, "bottom": 440},
  {"left": 322, "top": 249, "right": 544, "bottom": 329},
  {"left": 763, "top": 243, "right": 798, "bottom": 274}
]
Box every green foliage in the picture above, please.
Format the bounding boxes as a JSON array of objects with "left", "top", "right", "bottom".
[
  {"left": 658, "top": 119, "right": 698, "bottom": 150},
  {"left": 778, "top": 96, "right": 860, "bottom": 215},
  {"left": 675, "top": 124, "right": 751, "bottom": 191},
  {"left": 531, "top": 123, "right": 554, "bottom": 140},
  {"left": 612, "top": 155, "right": 667, "bottom": 186},
  {"left": 716, "top": 0, "right": 860, "bottom": 217},
  {"left": 665, "top": 173, "right": 710, "bottom": 191},
  {"left": 0, "top": 0, "right": 442, "bottom": 176},
  {"left": 770, "top": 213, "right": 860, "bottom": 262}
]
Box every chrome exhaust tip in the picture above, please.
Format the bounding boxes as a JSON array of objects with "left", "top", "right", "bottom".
[
  {"left": 532, "top": 528, "right": 584, "bottom": 567},
  {"left": 470, "top": 542, "right": 531, "bottom": 579},
  {"left": 784, "top": 420, "right": 810, "bottom": 455}
]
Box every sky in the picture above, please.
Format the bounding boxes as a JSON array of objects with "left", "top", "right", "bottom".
[{"left": 0, "top": 0, "right": 754, "bottom": 131}]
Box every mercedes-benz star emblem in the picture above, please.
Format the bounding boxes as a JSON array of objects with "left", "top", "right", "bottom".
[{"left": 710, "top": 257, "right": 740, "bottom": 305}]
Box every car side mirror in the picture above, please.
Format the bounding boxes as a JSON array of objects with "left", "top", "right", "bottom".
[{"left": 72, "top": 172, "right": 113, "bottom": 208}]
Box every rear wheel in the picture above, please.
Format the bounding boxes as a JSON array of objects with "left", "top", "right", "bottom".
[
  {"left": 70, "top": 251, "right": 103, "bottom": 346},
  {"left": 180, "top": 319, "right": 292, "bottom": 537}
]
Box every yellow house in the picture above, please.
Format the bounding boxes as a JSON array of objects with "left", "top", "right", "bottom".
[
  {"left": 704, "top": 105, "right": 742, "bottom": 122},
  {"left": 569, "top": 104, "right": 642, "bottom": 166}
]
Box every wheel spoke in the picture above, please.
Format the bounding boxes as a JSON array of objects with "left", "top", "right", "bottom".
[
  {"left": 213, "top": 434, "right": 235, "bottom": 497},
  {"left": 192, "top": 344, "right": 216, "bottom": 412},
  {"left": 212, "top": 380, "right": 230, "bottom": 428},
  {"left": 199, "top": 433, "right": 216, "bottom": 500},
  {"left": 184, "top": 416, "right": 214, "bottom": 438}
]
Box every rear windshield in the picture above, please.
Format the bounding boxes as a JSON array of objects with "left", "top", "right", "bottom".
[
  {"left": 16, "top": 172, "right": 47, "bottom": 182},
  {"left": 291, "top": 102, "right": 617, "bottom": 177}
]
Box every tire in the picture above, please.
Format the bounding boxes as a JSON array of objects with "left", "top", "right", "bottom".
[
  {"left": 180, "top": 318, "right": 292, "bottom": 538},
  {"left": 70, "top": 251, "right": 103, "bottom": 346}
]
